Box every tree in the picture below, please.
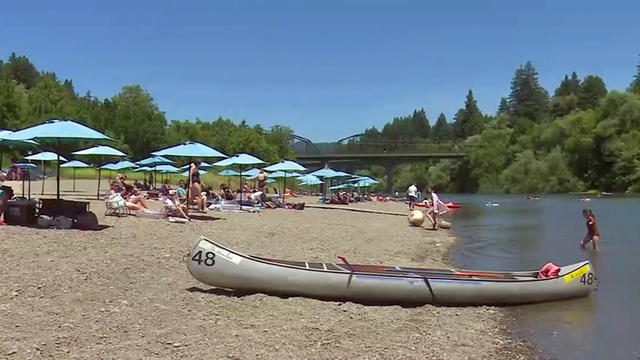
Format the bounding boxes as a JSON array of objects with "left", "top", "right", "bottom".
[
  {"left": 554, "top": 72, "right": 581, "bottom": 97},
  {"left": 578, "top": 75, "right": 607, "bottom": 109},
  {"left": 4, "top": 53, "right": 39, "bottom": 89},
  {"left": 111, "top": 85, "right": 167, "bottom": 158},
  {"left": 497, "top": 97, "right": 510, "bottom": 115},
  {"left": 629, "top": 55, "right": 640, "bottom": 96},
  {"left": 411, "top": 108, "right": 431, "bottom": 138},
  {"left": 508, "top": 61, "right": 549, "bottom": 122},
  {"left": 452, "top": 90, "right": 485, "bottom": 139},
  {"left": 431, "top": 113, "right": 451, "bottom": 140}
]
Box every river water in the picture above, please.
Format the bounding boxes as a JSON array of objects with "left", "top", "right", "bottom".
[{"left": 448, "top": 194, "right": 640, "bottom": 360}]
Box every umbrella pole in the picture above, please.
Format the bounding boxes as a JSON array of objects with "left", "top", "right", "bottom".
[
  {"left": 56, "top": 153, "right": 60, "bottom": 199},
  {"left": 73, "top": 168, "right": 76, "bottom": 192},
  {"left": 42, "top": 160, "right": 45, "bottom": 196},
  {"left": 283, "top": 173, "right": 287, "bottom": 203},
  {"left": 186, "top": 160, "right": 192, "bottom": 214},
  {"left": 240, "top": 167, "right": 243, "bottom": 210},
  {"left": 97, "top": 168, "right": 102, "bottom": 200}
]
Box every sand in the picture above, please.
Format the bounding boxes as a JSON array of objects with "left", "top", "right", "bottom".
[{"left": 0, "top": 179, "right": 531, "bottom": 359}]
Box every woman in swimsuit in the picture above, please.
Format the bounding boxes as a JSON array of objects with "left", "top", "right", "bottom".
[
  {"left": 189, "top": 162, "right": 205, "bottom": 212},
  {"left": 581, "top": 209, "right": 600, "bottom": 250}
]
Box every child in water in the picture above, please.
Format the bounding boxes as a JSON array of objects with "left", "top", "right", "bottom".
[{"left": 580, "top": 209, "right": 600, "bottom": 250}]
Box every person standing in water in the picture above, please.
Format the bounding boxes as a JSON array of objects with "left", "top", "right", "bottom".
[
  {"left": 407, "top": 183, "right": 418, "bottom": 210},
  {"left": 580, "top": 209, "right": 600, "bottom": 250}
]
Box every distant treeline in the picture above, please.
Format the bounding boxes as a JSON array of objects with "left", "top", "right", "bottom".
[
  {"left": 0, "top": 53, "right": 294, "bottom": 164},
  {"left": 340, "top": 59, "right": 640, "bottom": 193}
]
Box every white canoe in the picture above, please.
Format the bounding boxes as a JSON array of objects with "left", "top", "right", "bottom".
[{"left": 187, "top": 237, "right": 596, "bottom": 306}]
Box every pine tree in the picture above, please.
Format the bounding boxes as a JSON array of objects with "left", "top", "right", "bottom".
[
  {"left": 431, "top": 113, "right": 451, "bottom": 140},
  {"left": 497, "top": 97, "right": 510, "bottom": 115},
  {"left": 453, "top": 90, "right": 485, "bottom": 139},
  {"left": 629, "top": 56, "right": 640, "bottom": 95},
  {"left": 578, "top": 75, "right": 607, "bottom": 109},
  {"left": 554, "top": 72, "right": 581, "bottom": 97},
  {"left": 411, "top": 108, "right": 431, "bottom": 138},
  {"left": 508, "top": 61, "right": 550, "bottom": 122}
]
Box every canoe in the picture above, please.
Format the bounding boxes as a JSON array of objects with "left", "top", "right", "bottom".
[
  {"left": 414, "top": 201, "right": 460, "bottom": 208},
  {"left": 187, "top": 237, "right": 596, "bottom": 306}
]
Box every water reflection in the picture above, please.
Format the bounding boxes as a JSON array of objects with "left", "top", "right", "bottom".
[{"left": 449, "top": 194, "right": 640, "bottom": 359}]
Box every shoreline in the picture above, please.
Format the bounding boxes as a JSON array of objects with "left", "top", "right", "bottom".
[{"left": 1, "top": 179, "right": 534, "bottom": 359}]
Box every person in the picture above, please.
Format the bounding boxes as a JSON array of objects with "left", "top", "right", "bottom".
[
  {"left": 580, "top": 209, "right": 600, "bottom": 250},
  {"left": 177, "top": 179, "right": 187, "bottom": 198},
  {"left": 189, "top": 162, "right": 205, "bottom": 212},
  {"left": 148, "top": 173, "right": 154, "bottom": 189},
  {"left": 164, "top": 190, "right": 190, "bottom": 220},
  {"left": 0, "top": 172, "right": 9, "bottom": 225},
  {"left": 257, "top": 170, "right": 267, "bottom": 192},
  {"left": 121, "top": 184, "right": 150, "bottom": 210},
  {"left": 427, "top": 187, "right": 448, "bottom": 230},
  {"left": 160, "top": 179, "right": 171, "bottom": 196},
  {"left": 407, "top": 183, "right": 418, "bottom": 210}
]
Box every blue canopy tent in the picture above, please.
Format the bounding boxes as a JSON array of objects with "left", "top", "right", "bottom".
[
  {"left": 6, "top": 119, "right": 112, "bottom": 199},
  {"left": 24, "top": 151, "right": 68, "bottom": 196},
  {"left": 73, "top": 145, "right": 127, "bottom": 199},
  {"left": 60, "top": 160, "right": 92, "bottom": 192}
]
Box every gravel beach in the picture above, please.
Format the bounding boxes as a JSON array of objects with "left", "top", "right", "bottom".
[{"left": 0, "top": 179, "right": 531, "bottom": 359}]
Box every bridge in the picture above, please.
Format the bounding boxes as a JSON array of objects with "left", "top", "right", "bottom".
[{"left": 291, "top": 133, "right": 467, "bottom": 193}]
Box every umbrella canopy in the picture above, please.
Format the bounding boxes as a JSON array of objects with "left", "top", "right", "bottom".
[
  {"left": 155, "top": 164, "right": 180, "bottom": 173},
  {"left": 263, "top": 160, "right": 306, "bottom": 172},
  {"left": 242, "top": 168, "right": 261, "bottom": 178},
  {"left": 73, "top": 145, "right": 127, "bottom": 157},
  {"left": 268, "top": 171, "right": 302, "bottom": 178},
  {"left": 109, "top": 160, "right": 139, "bottom": 171},
  {"left": 60, "top": 160, "right": 91, "bottom": 168},
  {"left": 219, "top": 169, "right": 241, "bottom": 176},
  {"left": 152, "top": 141, "right": 227, "bottom": 158},
  {"left": 211, "top": 153, "right": 265, "bottom": 167},
  {"left": 100, "top": 163, "right": 119, "bottom": 170},
  {"left": 135, "top": 155, "right": 174, "bottom": 166},
  {"left": 298, "top": 174, "right": 323, "bottom": 184},
  {"left": 24, "top": 151, "right": 67, "bottom": 162},
  {"left": 6, "top": 119, "right": 111, "bottom": 141},
  {"left": 133, "top": 166, "right": 153, "bottom": 172},
  {"left": 7, "top": 119, "right": 111, "bottom": 199},
  {"left": 0, "top": 130, "right": 38, "bottom": 144},
  {"left": 309, "top": 167, "right": 343, "bottom": 178},
  {"left": 329, "top": 184, "right": 352, "bottom": 190}
]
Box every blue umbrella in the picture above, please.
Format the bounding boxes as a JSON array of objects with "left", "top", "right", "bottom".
[
  {"left": 135, "top": 155, "right": 174, "bottom": 166},
  {"left": 0, "top": 129, "right": 38, "bottom": 174},
  {"left": 110, "top": 160, "right": 139, "bottom": 171},
  {"left": 152, "top": 141, "right": 226, "bottom": 210},
  {"left": 73, "top": 145, "right": 126, "bottom": 157},
  {"left": 7, "top": 119, "right": 111, "bottom": 198},
  {"left": 60, "top": 160, "right": 92, "bottom": 191},
  {"left": 73, "top": 145, "right": 127, "bottom": 198},
  {"left": 219, "top": 169, "right": 240, "bottom": 176},
  {"left": 152, "top": 141, "right": 227, "bottom": 158},
  {"left": 212, "top": 153, "right": 265, "bottom": 208},
  {"left": 268, "top": 171, "right": 302, "bottom": 178},
  {"left": 155, "top": 164, "right": 180, "bottom": 173},
  {"left": 25, "top": 151, "right": 68, "bottom": 195},
  {"left": 242, "top": 168, "right": 261, "bottom": 178},
  {"left": 264, "top": 160, "right": 306, "bottom": 201},
  {"left": 133, "top": 166, "right": 153, "bottom": 172}
]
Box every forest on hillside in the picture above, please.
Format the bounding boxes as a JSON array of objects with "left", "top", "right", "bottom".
[
  {"left": 2, "top": 52, "right": 640, "bottom": 193},
  {"left": 0, "top": 53, "right": 294, "bottom": 164},
  {"left": 340, "top": 59, "right": 640, "bottom": 193}
]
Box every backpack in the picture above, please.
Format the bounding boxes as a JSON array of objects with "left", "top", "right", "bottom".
[{"left": 76, "top": 212, "right": 100, "bottom": 230}]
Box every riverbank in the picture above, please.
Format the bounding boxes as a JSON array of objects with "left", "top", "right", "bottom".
[{"left": 1, "top": 179, "right": 532, "bottom": 359}]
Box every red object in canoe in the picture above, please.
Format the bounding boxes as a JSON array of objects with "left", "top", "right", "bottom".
[{"left": 446, "top": 202, "right": 461, "bottom": 208}]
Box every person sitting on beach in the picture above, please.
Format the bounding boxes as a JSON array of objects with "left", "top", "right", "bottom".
[
  {"left": 160, "top": 179, "right": 171, "bottom": 196},
  {"left": 108, "top": 182, "right": 146, "bottom": 212},
  {"left": 257, "top": 170, "right": 268, "bottom": 192},
  {"left": 218, "top": 183, "right": 235, "bottom": 201},
  {"left": 164, "top": 190, "right": 190, "bottom": 220},
  {"left": 121, "top": 184, "right": 150, "bottom": 210},
  {"left": 580, "top": 209, "right": 600, "bottom": 250}
]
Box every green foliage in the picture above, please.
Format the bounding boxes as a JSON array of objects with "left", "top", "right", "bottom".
[
  {"left": 629, "top": 55, "right": 640, "bottom": 95},
  {"left": 453, "top": 90, "right": 485, "bottom": 139},
  {"left": 431, "top": 113, "right": 451, "bottom": 140},
  {"left": 0, "top": 53, "right": 294, "bottom": 165},
  {"left": 508, "top": 61, "right": 549, "bottom": 122},
  {"left": 578, "top": 75, "right": 607, "bottom": 109}
]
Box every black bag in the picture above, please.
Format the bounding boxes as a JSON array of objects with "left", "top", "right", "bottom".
[{"left": 75, "top": 212, "right": 100, "bottom": 230}]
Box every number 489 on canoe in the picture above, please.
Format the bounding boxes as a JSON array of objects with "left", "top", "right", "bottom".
[{"left": 191, "top": 250, "right": 216, "bottom": 266}]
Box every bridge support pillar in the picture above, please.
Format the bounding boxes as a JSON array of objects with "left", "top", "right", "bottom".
[{"left": 385, "top": 163, "right": 394, "bottom": 194}]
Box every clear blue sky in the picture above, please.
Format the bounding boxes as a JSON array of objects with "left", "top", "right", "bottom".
[{"left": 2, "top": 0, "right": 639, "bottom": 141}]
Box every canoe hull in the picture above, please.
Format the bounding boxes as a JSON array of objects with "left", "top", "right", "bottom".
[{"left": 187, "top": 237, "right": 595, "bottom": 306}]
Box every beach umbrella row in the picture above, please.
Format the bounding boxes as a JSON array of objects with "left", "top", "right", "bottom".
[
  {"left": 60, "top": 160, "right": 91, "bottom": 191},
  {"left": 24, "top": 151, "right": 68, "bottom": 195}
]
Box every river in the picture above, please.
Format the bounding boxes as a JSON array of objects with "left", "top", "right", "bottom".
[{"left": 448, "top": 194, "right": 640, "bottom": 359}]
